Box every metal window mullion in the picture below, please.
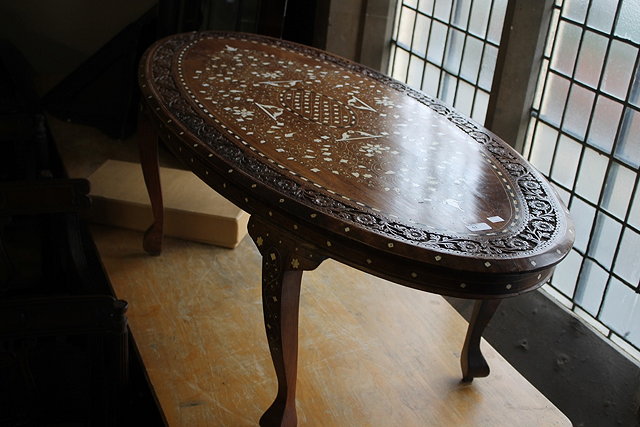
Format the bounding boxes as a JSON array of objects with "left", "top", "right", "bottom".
[
  {"left": 414, "top": 3, "right": 513, "bottom": 45},
  {"left": 403, "top": 2, "right": 422, "bottom": 84},
  {"left": 469, "top": 0, "right": 506, "bottom": 119},
  {"left": 572, "top": 241, "right": 639, "bottom": 289},
  {"left": 435, "top": 0, "right": 458, "bottom": 100},
  {"left": 546, "top": 0, "right": 593, "bottom": 207},
  {"left": 610, "top": 331, "right": 640, "bottom": 352},
  {"left": 389, "top": 0, "right": 405, "bottom": 73},
  {"left": 528, "top": 3, "right": 560, "bottom": 118},
  {"left": 611, "top": 34, "right": 640, "bottom": 49},
  {"left": 589, "top": 142, "right": 630, "bottom": 321},
  {"left": 546, "top": 68, "right": 640, "bottom": 116},
  {"left": 539, "top": 45, "right": 585, "bottom": 303},
  {"left": 416, "top": 0, "right": 438, "bottom": 93},
  {"left": 523, "top": 2, "right": 560, "bottom": 159},
  {"left": 390, "top": 3, "right": 411, "bottom": 78},
  {"left": 400, "top": 5, "right": 501, "bottom": 61},
  {"left": 485, "top": 0, "right": 554, "bottom": 150},
  {"left": 537, "top": 0, "right": 594, "bottom": 306},
  {"left": 563, "top": 0, "right": 624, "bottom": 306},
  {"left": 547, "top": 24, "right": 597, "bottom": 279},
  {"left": 450, "top": 0, "right": 478, "bottom": 109},
  {"left": 594, "top": 25, "right": 640, "bottom": 322},
  {"left": 469, "top": 0, "right": 497, "bottom": 119},
  {"left": 570, "top": 301, "right": 640, "bottom": 355},
  {"left": 401, "top": 29, "right": 497, "bottom": 61},
  {"left": 392, "top": 1, "right": 404, "bottom": 42},
  {"left": 544, "top": 183, "right": 640, "bottom": 237},
  {"left": 614, "top": 49, "right": 640, "bottom": 166},
  {"left": 607, "top": 171, "right": 640, "bottom": 287},
  {"left": 415, "top": 0, "right": 429, "bottom": 93},
  {"left": 558, "top": 14, "right": 640, "bottom": 50},
  {"left": 428, "top": 59, "right": 488, "bottom": 88}
]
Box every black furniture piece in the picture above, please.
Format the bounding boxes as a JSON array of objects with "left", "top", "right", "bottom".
[{"left": 0, "top": 41, "right": 165, "bottom": 426}]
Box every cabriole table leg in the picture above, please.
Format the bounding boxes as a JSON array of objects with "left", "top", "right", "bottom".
[
  {"left": 461, "top": 299, "right": 502, "bottom": 382},
  {"left": 248, "top": 217, "right": 325, "bottom": 427},
  {"left": 138, "top": 106, "right": 164, "bottom": 256}
]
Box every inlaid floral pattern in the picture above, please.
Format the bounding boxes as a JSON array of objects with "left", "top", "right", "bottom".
[{"left": 141, "top": 31, "right": 569, "bottom": 261}]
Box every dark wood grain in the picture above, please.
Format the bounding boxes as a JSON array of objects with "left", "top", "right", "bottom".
[
  {"left": 138, "top": 31, "right": 575, "bottom": 426},
  {"left": 461, "top": 299, "right": 502, "bottom": 382},
  {"left": 137, "top": 106, "right": 164, "bottom": 256},
  {"left": 139, "top": 31, "right": 573, "bottom": 284},
  {"left": 248, "top": 216, "right": 325, "bottom": 427}
]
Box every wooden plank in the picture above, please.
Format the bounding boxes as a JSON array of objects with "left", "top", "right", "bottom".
[
  {"left": 87, "top": 160, "right": 249, "bottom": 248},
  {"left": 91, "top": 225, "right": 570, "bottom": 426}
]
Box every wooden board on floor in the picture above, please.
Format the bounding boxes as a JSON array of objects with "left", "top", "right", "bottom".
[
  {"left": 87, "top": 160, "right": 249, "bottom": 248},
  {"left": 91, "top": 225, "right": 570, "bottom": 426}
]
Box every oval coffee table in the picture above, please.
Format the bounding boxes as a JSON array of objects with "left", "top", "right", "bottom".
[{"left": 138, "top": 31, "right": 574, "bottom": 426}]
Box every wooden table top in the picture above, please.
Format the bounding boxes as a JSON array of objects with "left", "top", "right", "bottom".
[{"left": 139, "top": 31, "right": 574, "bottom": 298}]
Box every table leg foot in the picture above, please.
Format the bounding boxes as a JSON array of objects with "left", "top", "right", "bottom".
[
  {"left": 461, "top": 299, "right": 501, "bottom": 382},
  {"left": 142, "top": 224, "right": 163, "bottom": 256},
  {"left": 138, "top": 106, "right": 164, "bottom": 256},
  {"left": 260, "top": 261, "right": 302, "bottom": 427},
  {"left": 249, "top": 217, "right": 325, "bottom": 427}
]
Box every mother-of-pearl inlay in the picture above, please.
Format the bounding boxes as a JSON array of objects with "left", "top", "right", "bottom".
[
  {"left": 178, "top": 37, "right": 517, "bottom": 235},
  {"left": 142, "top": 32, "right": 571, "bottom": 266}
]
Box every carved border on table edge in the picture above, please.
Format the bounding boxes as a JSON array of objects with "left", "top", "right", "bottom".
[{"left": 142, "top": 31, "right": 570, "bottom": 261}]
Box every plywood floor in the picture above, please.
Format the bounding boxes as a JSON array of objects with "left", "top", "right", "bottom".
[
  {"left": 92, "top": 226, "right": 569, "bottom": 426},
  {"left": 51, "top": 117, "right": 568, "bottom": 426}
]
